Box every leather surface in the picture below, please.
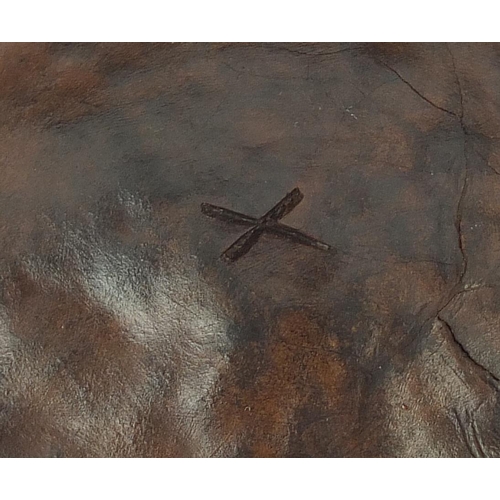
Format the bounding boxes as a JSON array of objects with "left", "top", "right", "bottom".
[{"left": 1, "top": 42, "right": 500, "bottom": 457}]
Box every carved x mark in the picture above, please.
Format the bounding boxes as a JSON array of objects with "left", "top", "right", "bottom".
[{"left": 201, "top": 187, "right": 331, "bottom": 262}]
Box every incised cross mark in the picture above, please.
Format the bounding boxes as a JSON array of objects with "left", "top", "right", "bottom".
[{"left": 201, "top": 188, "right": 331, "bottom": 262}]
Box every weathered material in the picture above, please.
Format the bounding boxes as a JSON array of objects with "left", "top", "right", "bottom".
[{"left": 1, "top": 42, "right": 500, "bottom": 457}]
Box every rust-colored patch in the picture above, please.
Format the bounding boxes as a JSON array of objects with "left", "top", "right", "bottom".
[{"left": 214, "top": 310, "right": 349, "bottom": 457}]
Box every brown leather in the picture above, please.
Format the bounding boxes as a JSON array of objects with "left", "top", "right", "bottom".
[{"left": 1, "top": 42, "right": 500, "bottom": 457}]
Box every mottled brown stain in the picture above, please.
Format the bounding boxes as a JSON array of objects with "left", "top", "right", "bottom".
[
  {"left": 2, "top": 263, "right": 148, "bottom": 395},
  {"left": 0, "top": 44, "right": 105, "bottom": 127},
  {"left": 2, "top": 43, "right": 500, "bottom": 457},
  {"left": 0, "top": 269, "right": 147, "bottom": 456},
  {"left": 0, "top": 43, "right": 199, "bottom": 128},
  {"left": 215, "top": 310, "right": 350, "bottom": 457}
]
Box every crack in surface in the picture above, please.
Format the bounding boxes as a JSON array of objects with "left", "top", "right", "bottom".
[
  {"left": 437, "top": 316, "right": 500, "bottom": 386},
  {"left": 419, "top": 46, "right": 480, "bottom": 382},
  {"left": 380, "top": 61, "right": 458, "bottom": 117},
  {"left": 380, "top": 54, "right": 470, "bottom": 286},
  {"left": 454, "top": 160, "right": 469, "bottom": 282},
  {"left": 473, "top": 146, "right": 500, "bottom": 176},
  {"left": 447, "top": 45, "right": 464, "bottom": 121},
  {"left": 431, "top": 284, "right": 500, "bottom": 391},
  {"left": 432, "top": 282, "right": 500, "bottom": 395},
  {"left": 439, "top": 284, "right": 496, "bottom": 313},
  {"left": 447, "top": 44, "right": 469, "bottom": 283}
]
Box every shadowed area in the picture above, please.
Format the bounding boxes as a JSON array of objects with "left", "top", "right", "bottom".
[{"left": 1, "top": 42, "right": 500, "bottom": 456}]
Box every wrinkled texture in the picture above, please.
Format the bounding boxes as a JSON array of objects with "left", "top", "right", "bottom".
[{"left": 1, "top": 42, "right": 500, "bottom": 457}]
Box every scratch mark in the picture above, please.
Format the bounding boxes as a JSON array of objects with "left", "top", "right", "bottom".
[
  {"left": 452, "top": 408, "right": 480, "bottom": 457},
  {"left": 470, "top": 415, "right": 488, "bottom": 458}
]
